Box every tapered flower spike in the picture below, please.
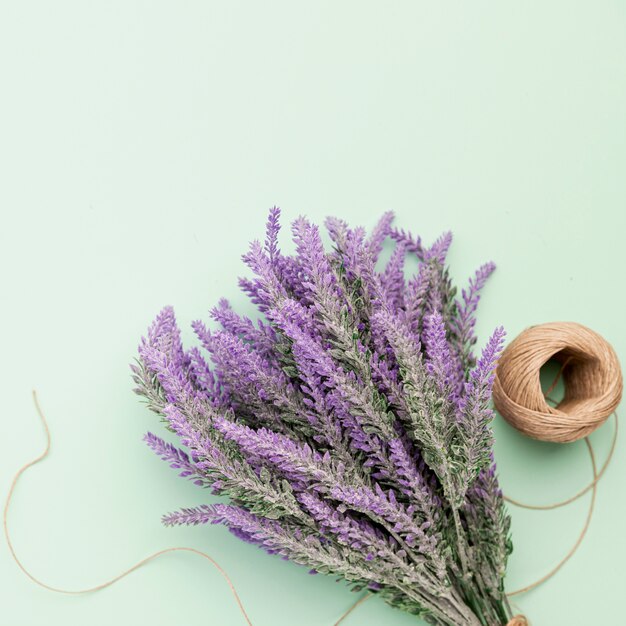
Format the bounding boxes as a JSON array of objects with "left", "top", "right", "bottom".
[{"left": 367, "top": 211, "right": 395, "bottom": 262}]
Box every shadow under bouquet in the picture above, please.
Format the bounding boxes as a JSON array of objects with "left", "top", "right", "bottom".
[{"left": 132, "top": 209, "right": 513, "bottom": 626}]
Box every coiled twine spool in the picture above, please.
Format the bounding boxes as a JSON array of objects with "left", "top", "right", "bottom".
[{"left": 493, "top": 321, "right": 622, "bottom": 443}]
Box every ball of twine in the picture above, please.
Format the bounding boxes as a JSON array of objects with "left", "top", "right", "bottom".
[{"left": 493, "top": 321, "right": 622, "bottom": 443}]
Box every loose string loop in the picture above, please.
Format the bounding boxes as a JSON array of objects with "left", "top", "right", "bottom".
[
  {"left": 503, "top": 413, "right": 617, "bottom": 510},
  {"left": 3, "top": 391, "right": 253, "bottom": 625},
  {"left": 505, "top": 436, "right": 598, "bottom": 597}
]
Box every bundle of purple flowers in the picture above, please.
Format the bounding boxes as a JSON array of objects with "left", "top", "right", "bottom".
[{"left": 132, "top": 209, "right": 512, "bottom": 626}]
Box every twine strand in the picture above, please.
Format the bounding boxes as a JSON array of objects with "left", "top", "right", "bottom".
[
  {"left": 3, "top": 391, "right": 253, "bottom": 625},
  {"left": 505, "top": 436, "right": 598, "bottom": 597},
  {"left": 503, "top": 412, "right": 617, "bottom": 511},
  {"left": 333, "top": 592, "right": 372, "bottom": 625}
]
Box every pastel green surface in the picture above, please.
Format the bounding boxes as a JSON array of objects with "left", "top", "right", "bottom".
[{"left": 1, "top": 2, "right": 625, "bottom": 625}]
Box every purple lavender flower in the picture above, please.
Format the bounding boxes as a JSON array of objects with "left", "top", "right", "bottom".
[
  {"left": 448, "top": 262, "right": 497, "bottom": 379},
  {"left": 367, "top": 211, "right": 394, "bottom": 263},
  {"left": 423, "top": 311, "right": 456, "bottom": 396},
  {"left": 456, "top": 327, "right": 507, "bottom": 492},
  {"left": 143, "top": 432, "right": 207, "bottom": 487},
  {"left": 133, "top": 209, "right": 512, "bottom": 626}
]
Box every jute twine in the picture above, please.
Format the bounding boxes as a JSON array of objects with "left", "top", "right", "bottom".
[
  {"left": 493, "top": 321, "right": 622, "bottom": 622},
  {"left": 493, "top": 321, "right": 622, "bottom": 443},
  {"left": 4, "top": 322, "right": 622, "bottom": 626}
]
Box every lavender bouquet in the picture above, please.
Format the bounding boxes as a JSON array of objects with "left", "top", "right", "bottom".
[{"left": 132, "top": 209, "right": 512, "bottom": 626}]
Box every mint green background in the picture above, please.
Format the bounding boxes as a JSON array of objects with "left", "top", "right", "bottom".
[{"left": 1, "top": 2, "right": 625, "bottom": 625}]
